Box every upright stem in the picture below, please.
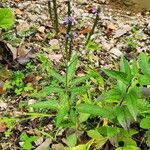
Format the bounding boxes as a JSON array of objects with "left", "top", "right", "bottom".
[
  {"left": 52, "top": 0, "right": 59, "bottom": 35},
  {"left": 65, "top": 1, "right": 72, "bottom": 61},
  {"left": 48, "top": 0, "right": 53, "bottom": 23},
  {"left": 85, "top": 7, "right": 100, "bottom": 46}
]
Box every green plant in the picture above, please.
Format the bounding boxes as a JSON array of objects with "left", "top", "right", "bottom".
[
  {"left": 0, "top": 8, "right": 14, "bottom": 30},
  {"left": 4, "top": 71, "right": 34, "bottom": 95},
  {"left": 76, "top": 53, "right": 150, "bottom": 149},
  {"left": 20, "top": 132, "right": 38, "bottom": 150}
]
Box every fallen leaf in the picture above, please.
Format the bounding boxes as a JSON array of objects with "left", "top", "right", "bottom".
[
  {"left": 85, "top": 5, "right": 94, "bottom": 13},
  {"left": 14, "top": 8, "right": 23, "bottom": 15},
  {"left": 0, "top": 122, "right": 6, "bottom": 133},
  {"left": 48, "top": 53, "right": 62, "bottom": 63},
  {"left": 114, "top": 25, "right": 131, "bottom": 38},
  {"left": 24, "top": 75, "right": 33, "bottom": 83},
  {"left": 35, "top": 76, "right": 42, "bottom": 81},
  {"left": 17, "top": 44, "right": 30, "bottom": 58},
  {"left": 79, "top": 27, "right": 91, "bottom": 35}
]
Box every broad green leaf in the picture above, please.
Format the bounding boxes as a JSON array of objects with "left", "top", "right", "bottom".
[
  {"left": 120, "top": 56, "right": 132, "bottom": 82},
  {"left": 138, "top": 74, "right": 150, "bottom": 85},
  {"left": 71, "top": 144, "right": 87, "bottom": 150},
  {"left": 98, "top": 126, "right": 120, "bottom": 138},
  {"left": 76, "top": 103, "right": 114, "bottom": 119},
  {"left": 30, "top": 99, "right": 59, "bottom": 110},
  {"left": 116, "top": 145, "right": 139, "bottom": 150},
  {"left": 126, "top": 89, "right": 138, "bottom": 121},
  {"left": 67, "top": 54, "right": 78, "bottom": 83},
  {"left": 140, "top": 117, "right": 150, "bottom": 129},
  {"left": 102, "top": 69, "right": 128, "bottom": 84},
  {"left": 116, "top": 106, "right": 131, "bottom": 129},
  {"left": 87, "top": 130, "right": 103, "bottom": 139},
  {"left": 0, "top": 8, "right": 14, "bottom": 30},
  {"left": 79, "top": 113, "right": 90, "bottom": 123},
  {"left": 138, "top": 52, "right": 150, "bottom": 75},
  {"left": 94, "top": 137, "right": 108, "bottom": 149},
  {"left": 66, "top": 134, "right": 77, "bottom": 148}
]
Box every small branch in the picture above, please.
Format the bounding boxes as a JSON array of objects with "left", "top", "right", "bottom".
[
  {"left": 52, "top": 0, "right": 59, "bottom": 35},
  {"left": 48, "top": 0, "right": 53, "bottom": 23},
  {"left": 85, "top": 6, "right": 100, "bottom": 46}
]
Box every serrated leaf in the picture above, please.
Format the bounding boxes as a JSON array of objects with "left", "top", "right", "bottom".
[
  {"left": 102, "top": 69, "right": 128, "bottom": 84},
  {"left": 87, "top": 68, "right": 104, "bottom": 87},
  {"left": 116, "top": 106, "right": 131, "bottom": 129},
  {"left": 56, "top": 105, "right": 69, "bottom": 126},
  {"left": 0, "top": 8, "right": 14, "bottom": 30},
  {"left": 71, "top": 75, "right": 89, "bottom": 87},
  {"left": 120, "top": 56, "right": 132, "bottom": 82},
  {"left": 76, "top": 103, "right": 114, "bottom": 119},
  {"left": 138, "top": 52, "right": 150, "bottom": 75},
  {"left": 67, "top": 54, "right": 78, "bottom": 83},
  {"left": 140, "top": 117, "right": 150, "bottom": 129},
  {"left": 30, "top": 99, "right": 59, "bottom": 110},
  {"left": 126, "top": 89, "right": 138, "bottom": 121},
  {"left": 138, "top": 74, "right": 150, "bottom": 85},
  {"left": 50, "top": 69, "right": 65, "bottom": 83}
]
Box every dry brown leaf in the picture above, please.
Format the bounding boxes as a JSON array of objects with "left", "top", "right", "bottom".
[
  {"left": 35, "top": 76, "right": 43, "bottom": 81},
  {"left": 0, "top": 122, "right": 6, "bottom": 133},
  {"left": 49, "top": 53, "right": 62, "bottom": 63},
  {"left": 79, "top": 27, "right": 91, "bottom": 35}
]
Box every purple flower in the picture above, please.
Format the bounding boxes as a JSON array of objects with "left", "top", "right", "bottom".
[
  {"left": 63, "top": 16, "right": 75, "bottom": 25},
  {"left": 92, "top": 7, "right": 101, "bottom": 16}
]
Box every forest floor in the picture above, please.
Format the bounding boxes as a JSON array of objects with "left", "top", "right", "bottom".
[{"left": 0, "top": 0, "right": 150, "bottom": 149}]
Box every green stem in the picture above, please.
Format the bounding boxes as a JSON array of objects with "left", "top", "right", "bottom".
[
  {"left": 52, "top": 0, "right": 59, "bottom": 35},
  {"left": 65, "top": 1, "right": 72, "bottom": 61},
  {"left": 85, "top": 7, "right": 100, "bottom": 46}
]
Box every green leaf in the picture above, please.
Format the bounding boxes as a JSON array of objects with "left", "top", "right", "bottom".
[
  {"left": 138, "top": 52, "right": 150, "bottom": 75},
  {"left": 126, "top": 89, "right": 138, "bottom": 121},
  {"left": 66, "top": 134, "right": 77, "bottom": 148},
  {"left": 120, "top": 56, "right": 132, "bottom": 82},
  {"left": 30, "top": 99, "right": 59, "bottom": 110},
  {"left": 102, "top": 69, "right": 128, "bottom": 84},
  {"left": 116, "top": 106, "right": 132, "bottom": 129},
  {"left": 71, "top": 144, "right": 88, "bottom": 150},
  {"left": 87, "top": 130, "right": 103, "bottom": 139},
  {"left": 94, "top": 137, "right": 108, "bottom": 149},
  {"left": 116, "top": 145, "right": 139, "bottom": 150},
  {"left": 138, "top": 74, "right": 150, "bottom": 85},
  {"left": 67, "top": 54, "right": 78, "bottom": 83},
  {"left": 76, "top": 103, "right": 114, "bottom": 119},
  {"left": 140, "top": 117, "right": 150, "bottom": 129},
  {"left": 0, "top": 8, "right": 14, "bottom": 30},
  {"left": 50, "top": 69, "right": 65, "bottom": 83},
  {"left": 71, "top": 75, "right": 89, "bottom": 87},
  {"left": 56, "top": 105, "right": 69, "bottom": 126},
  {"left": 87, "top": 68, "right": 104, "bottom": 87}
]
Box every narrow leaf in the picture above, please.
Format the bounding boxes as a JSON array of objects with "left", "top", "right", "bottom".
[
  {"left": 30, "top": 99, "right": 59, "bottom": 110},
  {"left": 67, "top": 54, "right": 78, "bottom": 82},
  {"left": 120, "top": 56, "right": 132, "bottom": 82},
  {"left": 102, "top": 69, "right": 128, "bottom": 84}
]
